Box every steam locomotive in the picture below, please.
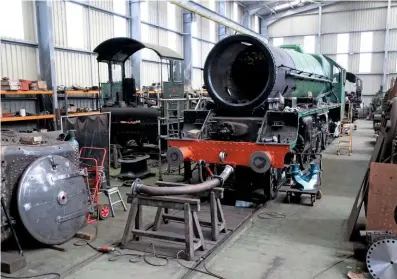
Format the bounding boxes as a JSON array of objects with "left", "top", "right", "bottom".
[{"left": 166, "top": 34, "right": 359, "bottom": 200}]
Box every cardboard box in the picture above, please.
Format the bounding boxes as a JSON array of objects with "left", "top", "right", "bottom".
[{"left": 37, "top": 80, "right": 47, "bottom": 90}]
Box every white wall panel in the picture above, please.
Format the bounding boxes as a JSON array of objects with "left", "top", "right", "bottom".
[
  {"left": 147, "top": 1, "right": 159, "bottom": 24},
  {"left": 388, "top": 30, "right": 397, "bottom": 51},
  {"left": 268, "top": 14, "right": 318, "bottom": 37},
  {"left": 322, "top": 8, "right": 387, "bottom": 33},
  {"left": 141, "top": 25, "right": 160, "bottom": 62},
  {"left": 91, "top": 10, "right": 114, "bottom": 49},
  {"left": 192, "top": 68, "right": 203, "bottom": 90},
  {"left": 284, "top": 37, "right": 304, "bottom": 47},
  {"left": 201, "top": 42, "right": 214, "bottom": 68},
  {"left": 390, "top": 6, "right": 397, "bottom": 28},
  {"left": 53, "top": 1, "right": 90, "bottom": 49},
  {"left": 225, "top": 1, "right": 232, "bottom": 19},
  {"left": 23, "top": 0, "right": 36, "bottom": 42},
  {"left": 322, "top": 1, "right": 388, "bottom": 13},
  {"left": 201, "top": 18, "right": 210, "bottom": 41},
  {"left": 52, "top": 1, "right": 67, "bottom": 47},
  {"left": 321, "top": 34, "right": 337, "bottom": 54},
  {"left": 388, "top": 53, "right": 397, "bottom": 73},
  {"left": 192, "top": 39, "right": 202, "bottom": 67},
  {"left": 141, "top": 62, "right": 160, "bottom": 86},
  {"left": 158, "top": 1, "right": 167, "bottom": 27},
  {"left": 1, "top": 44, "right": 38, "bottom": 80},
  {"left": 55, "top": 51, "right": 92, "bottom": 87},
  {"left": 158, "top": 29, "right": 169, "bottom": 48},
  {"left": 92, "top": 55, "right": 108, "bottom": 85},
  {"left": 358, "top": 75, "right": 383, "bottom": 95},
  {"left": 89, "top": 0, "right": 113, "bottom": 11},
  {"left": 371, "top": 53, "right": 386, "bottom": 73}
]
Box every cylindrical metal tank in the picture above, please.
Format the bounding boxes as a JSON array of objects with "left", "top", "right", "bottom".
[
  {"left": 1, "top": 132, "right": 89, "bottom": 245},
  {"left": 204, "top": 34, "right": 334, "bottom": 111}
]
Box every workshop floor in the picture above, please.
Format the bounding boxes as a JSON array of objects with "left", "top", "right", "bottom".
[
  {"left": 5, "top": 120, "right": 374, "bottom": 279},
  {"left": 191, "top": 119, "right": 374, "bottom": 279}
]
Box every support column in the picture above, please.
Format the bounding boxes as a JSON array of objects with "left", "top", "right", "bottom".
[
  {"left": 183, "top": 10, "right": 193, "bottom": 90},
  {"left": 217, "top": 0, "right": 227, "bottom": 41},
  {"left": 259, "top": 17, "right": 269, "bottom": 39},
  {"left": 35, "top": 0, "right": 58, "bottom": 124},
  {"left": 317, "top": 5, "right": 322, "bottom": 53},
  {"left": 129, "top": 0, "right": 142, "bottom": 89},
  {"left": 382, "top": 0, "right": 391, "bottom": 89}
]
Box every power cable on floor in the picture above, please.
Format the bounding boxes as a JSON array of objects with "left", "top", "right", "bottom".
[
  {"left": 176, "top": 250, "right": 227, "bottom": 279},
  {"left": 257, "top": 212, "right": 286, "bottom": 220},
  {"left": 311, "top": 255, "right": 353, "bottom": 279},
  {"left": 0, "top": 272, "right": 61, "bottom": 279},
  {"left": 108, "top": 243, "right": 168, "bottom": 267}
]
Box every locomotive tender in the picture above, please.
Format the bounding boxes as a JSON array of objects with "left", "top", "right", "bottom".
[{"left": 166, "top": 34, "right": 353, "bottom": 200}]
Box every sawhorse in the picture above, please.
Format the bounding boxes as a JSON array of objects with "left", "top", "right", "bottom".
[{"left": 121, "top": 194, "right": 206, "bottom": 260}]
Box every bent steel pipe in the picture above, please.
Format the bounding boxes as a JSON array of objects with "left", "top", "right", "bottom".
[
  {"left": 131, "top": 165, "right": 234, "bottom": 196},
  {"left": 291, "top": 163, "right": 320, "bottom": 191}
]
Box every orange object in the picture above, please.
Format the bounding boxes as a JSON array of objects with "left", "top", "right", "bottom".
[
  {"left": 19, "top": 80, "right": 32, "bottom": 91},
  {"left": 0, "top": 115, "right": 55, "bottom": 122},
  {"left": 66, "top": 90, "right": 99, "bottom": 95},
  {"left": 168, "top": 139, "right": 290, "bottom": 168},
  {"left": 0, "top": 90, "right": 53, "bottom": 95},
  {"left": 79, "top": 147, "right": 107, "bottom": 225}
]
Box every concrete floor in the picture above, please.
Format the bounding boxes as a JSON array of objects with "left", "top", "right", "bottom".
[
  {"left": 191, "top": 120, "right": 374, "bottom": 279},
  {"left": 4, "top": 120, "right": 374, "bottom": 279}
]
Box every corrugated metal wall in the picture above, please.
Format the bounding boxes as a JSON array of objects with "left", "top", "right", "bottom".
[
  {"left": 269, "top": 1, "right": 397, "bottom": 101},
  {"left": 1, "top": 1, "right": 39, "bottom": 122},
  {"left": 1, "top": 0, "right": 263, "bottom": 120},
  {"left": 1, "top": 1, "right": 37, "bottom": 79},
  {"left": 140, "top": 1, "right": 184, "bottom": 87}
]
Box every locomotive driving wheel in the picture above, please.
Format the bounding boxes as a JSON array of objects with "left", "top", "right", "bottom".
[{"left": 263, "top": 169, "right": 282, "bottom": 201}]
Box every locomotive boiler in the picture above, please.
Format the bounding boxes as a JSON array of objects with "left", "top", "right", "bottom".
[
  {"left": 166, "top": 34, "right": 348, "bottom": 200},
  {"left": 1, "top": 131, "right": 89, "bottom": 245}
]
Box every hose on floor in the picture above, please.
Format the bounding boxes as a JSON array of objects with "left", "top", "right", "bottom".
[
  {"left": 176, "top": 250, "right": 227, "bottom": 279},
  {"left": 108, "top": 243, "right": 168, "bottom": 267}
]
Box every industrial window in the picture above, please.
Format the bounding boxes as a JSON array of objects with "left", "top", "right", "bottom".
[
  {"left": 304, "top": 36, "right": 315, "bottom": 53},
  {"left": 337, "top": 33, "right": 349, "bottom": 54},
  {"left": 113, "top": 0, "right": 126, "bottom": 15},
  {"left": 192, "top": 39, "right": 201, "bottom": 67},
  {"left": 273, "top": 37, "right": 284, "bottom": 47},
  {"left": 209, "top": 0, "right": 216, "bottom": 11},
  {"left": 140, "top": 1, "right": 148, "bottom": 21},
  {"left": 0, "top": 0, "right": 24, "bottom": 39},
  {"left": 233, "top": 2, "right": 238, "bottom": 22},
  {"left": 254, "top": 16, "right": 260, "bottom": 33},
  {"left": 66, "top": 2, "right": 84, "bottom": 49},
  {"left": 359, "top": 32, "right": 373, "bottom": 73},
  {"left": 360, "top": 32, "right": 373, "bottom": 53},
  {"left": 336, "top": 54, "right": 348, "bottom": 70},
  {"left": 167, "top": 2, "right": 176, "bottom": 30},
  {"left": 359, "top": 53, "right": 372, "bottom": 73},
  {"left": 114, "top": 17, "right": 127, "bottom": 37},
  {"left": 168, "top": 32, "right": 178, "bottom": 52},
  {"left": 191, "top": 20, "right": 198, "bottom": 37}
]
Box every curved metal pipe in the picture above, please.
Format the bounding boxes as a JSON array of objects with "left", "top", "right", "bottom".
[
  {"left": 131, "top": 165, "right": 234, "bottom": 196},
  {"left": 291, "top": 163, "right": 320, "bottom": 190}
]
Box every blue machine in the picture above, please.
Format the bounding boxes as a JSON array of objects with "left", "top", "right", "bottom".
[{"left": 290, "top": 162, "right": 321, "bottom": 191}]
